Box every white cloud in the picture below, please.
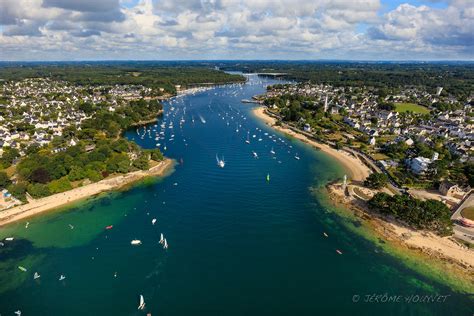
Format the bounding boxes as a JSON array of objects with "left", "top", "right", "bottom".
[{"left": 0, "top": 0, "right": 472, "bottom": 60}]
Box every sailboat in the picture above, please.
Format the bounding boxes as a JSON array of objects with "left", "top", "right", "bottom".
[
  {"left": 59, "top": 274, "right": 66, "bottom": 281},
  {"left": 294, "top": 153, "right": 300, "bottom": 160},
  {"left": 163, "top": 239, "right": 169, "bottom": 249},
  {"left": 131, "top": 240, "right": 142, "bottom": 245},
  {"left": 159, "top": 233, "right": 164, "bottom": 244},
  {"left": 252, "top": 151, "right": 258, "bottom": 159},
  {"left": 152, "top": 218, "right": 157, "bottom": 225},
  {"left": 266, "top": 173, "right": 270, "bottom": 182},
  {"left": 138, "top": 295, "right": 146, "bottom": 310},
  {"left": 14, "top": 310, "right": 21, "bottom": 316},
  {"left": 245, "top": 132, "right": 250, "bottom": 144},
  {"left": 34, "top": 272, "right": 41, "bottom": 280},
  {"left": 270, "top": 147, "right": 275, "bottom": 155},
  {"left": 18, "top": 266, "right": 27, "bottom": 272},
  {"left": 216, "top": 154, "right": 225, "bottom": 168}
]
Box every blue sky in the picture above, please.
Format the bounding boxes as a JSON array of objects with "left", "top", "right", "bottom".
[{"left": 0, "top": 0, "right": 472, "bottom": 61}]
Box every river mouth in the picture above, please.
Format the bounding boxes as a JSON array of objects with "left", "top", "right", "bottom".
[{"left": 0, "top": 74, "right": 472, "bottom": 315}]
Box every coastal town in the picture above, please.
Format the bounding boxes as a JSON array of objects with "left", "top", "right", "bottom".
[
  {"left": 2, "top": 0, "right": 473, "bottom": 313},
  {"left": 254, "top": 81, "right": 474, "bottom": 247},
  {"left": 0, "top": 77, "right": 172, "bottom": 212}
]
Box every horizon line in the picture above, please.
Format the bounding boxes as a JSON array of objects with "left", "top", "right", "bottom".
[{"left": 0, "top": 59, "right": 473, "bottom": 64}]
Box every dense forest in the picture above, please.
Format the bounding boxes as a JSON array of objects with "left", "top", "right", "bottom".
[
  {"left": 0, "top": 62, "right": 246, "bottom": 94},
  {"left": 218, "top": 61, "right": 474, "bottom": 99}
]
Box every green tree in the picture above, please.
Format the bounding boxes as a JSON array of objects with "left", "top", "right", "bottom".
[
  {"left": 7, "top": 182, "right": 28, "bottom": 201},
  {"left": 27, "top": 183, "right": 51, "bottom": 198},
  {"left": 48, "top": 177, "right": 73, "bottom": 194},
  {"left": 132, "top": 155, "right": 149, "bottom": 170},
  {"left": 68, "top": 166, "right": 86, "bottom": 181},
  {"left": 86, "top": 169, "right": 103, "bottom": 182},
  {"left": 1, "top": 147, "right": 20, "bottom": 168},
  {"left": 147, "top": 148, "right": 163, "bottom": 161},
  {"left": 0, "top": 171, "right": 11, "bottom": 188},
  {"left": 364, "top": 173, "right": 389, "bottom": 189}
]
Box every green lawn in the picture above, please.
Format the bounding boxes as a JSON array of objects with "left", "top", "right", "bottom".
[
  {"left": 395, "top": 103, "right": 430, "bottom": 114},
  {"left": 371, "top": 153, "right": 390, "bottom": 161},
  {"left": 461, "top": 206, "right": 474, "bottom": 221}
]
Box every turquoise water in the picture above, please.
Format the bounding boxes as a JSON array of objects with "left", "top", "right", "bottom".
[{"left": 0, "top": 75, "right": 472, "bottom": 315}]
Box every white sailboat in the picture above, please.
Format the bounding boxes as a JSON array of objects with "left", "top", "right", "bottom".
[
  {"left": 294, "top": 154, "right": 300, "bottom": 160},
  {"left": 131, "top": 239, "right": 142, "bottom": 245},
  {"left": 216, "top": 154, "right": 225, "bottom": 168},
  {"left": 34, "top": 272, "right": 40, "bottom": 279},
  {"left": 163, "top": 238, "right": 169, "bottom": 249},
  {"left": 14, "top": 310, "right": 21, "bottom": 316},
  {"left": 152, "top": 218, "right": 157, "bottom": 225},
  {"left": 245, "top": 132, "right": 250, "bottom": 144},
  {"left": 138, "top": 295, "right": 146, "bottom": 310},
  {"left": 252, "top": 151, "right": 258, "bottom": 159},
  {"left": 59, "top": 274, "right": 66, "bottom": 281},
  {"left": 270, "top": 147, "right": 275, "bottom": 155},
  {"left": 159, "top": 233, "right": 164, "bottom": 244}
]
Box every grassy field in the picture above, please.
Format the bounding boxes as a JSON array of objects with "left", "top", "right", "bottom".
[
  {"left": 371, "top": 153, "right": 390, "bottom": 161},
  {"left": 461, "top": 206, "right": 474, "bottom": 221},
  {"left": 395, "top": 102, "right": 430, "bottom": 114}
]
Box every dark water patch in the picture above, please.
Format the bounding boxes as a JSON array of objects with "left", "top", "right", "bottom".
[{"left": 0, "top": 238, "right": 36, "bottom": 260}]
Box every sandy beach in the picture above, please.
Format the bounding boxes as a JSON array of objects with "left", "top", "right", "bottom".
[
  {"left": 253, "top": 106, "right": 473, "bottom": 279},
  {"left": 328, "top": 184, "right": 474, "bottom": 276},
  {"left": 252, "top": 107, "right": 371, "bottom": 182},
  {"left": 0, "top": 159, "right": 174, "bottom": 227}
]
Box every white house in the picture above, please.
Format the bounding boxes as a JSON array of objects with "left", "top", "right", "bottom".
[{"left": 410, "top": 157, "right": 432, "bottom": 174}]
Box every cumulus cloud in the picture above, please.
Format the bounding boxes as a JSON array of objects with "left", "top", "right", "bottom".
[
  {"left": 0, "top": 0, "right": 472, "bottom": 60},
  {"left": 367, "top": 1, "right": 473, "bottom": 56}
]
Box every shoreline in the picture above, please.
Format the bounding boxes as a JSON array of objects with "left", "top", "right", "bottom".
[
  {"left": 252, "top": 106, "right": 371, "bottom": 182},
  {"left": 252, "top": 106, "right": 474, "bottom": 291},
  {"left": 0, "top": 159, "right": 174, "bottom": 227},
  {"left": 328, "top": 183, "right": 474, "bottom": 268},
  {"left": 326, "top": 183, "right": 474, "bottom": 292}
]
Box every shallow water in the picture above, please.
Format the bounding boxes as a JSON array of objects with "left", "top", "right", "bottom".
[{"left": 0, "top": 74, "right": 472, "bottom": 315}]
